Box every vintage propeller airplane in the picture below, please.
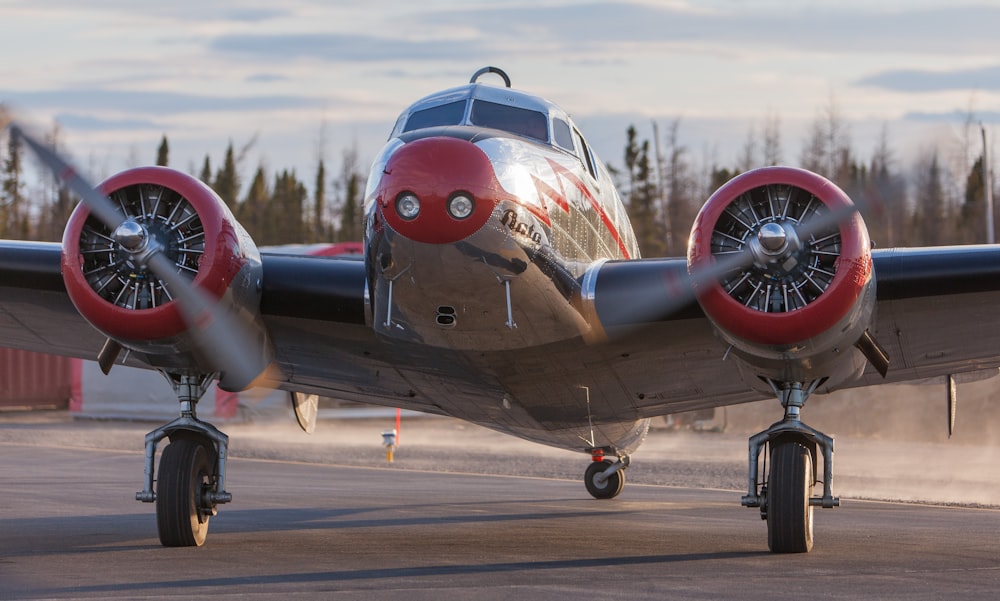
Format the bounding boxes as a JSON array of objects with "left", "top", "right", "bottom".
[{"left": 2, "top": 66, "right": 999, "bottom": 553}]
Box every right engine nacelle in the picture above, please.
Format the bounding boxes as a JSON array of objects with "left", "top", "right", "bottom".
[{"left": 687, "top": 167, "right": 875, "bottom": 387}]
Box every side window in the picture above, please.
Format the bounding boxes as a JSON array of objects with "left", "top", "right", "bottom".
[
  {"left": 573, "top": 128, "right": 597, "bottom": 180},
  {"left": 403, "top": 100, "right": 467, "bottom": 133},
  {"left": 389, "top": 114, "right": 407, "bottom": 138},
  {"left": 552, "top": 118, "right": 574, "bottom": 151}
]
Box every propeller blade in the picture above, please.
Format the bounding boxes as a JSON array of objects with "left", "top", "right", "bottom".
[
  {"left": 8, "top": 119, "right": 271, "bottom": 390},
  {"left": 598, "top": 192, "right": 863, "bottom": 331},
  {"left": 12, "top": 123, "right": 125, "bottom": 231}
]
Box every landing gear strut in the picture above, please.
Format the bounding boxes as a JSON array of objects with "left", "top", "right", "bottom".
[
  {"left": 135, "top": 373, "right": 232, "bottom": 547},
  {"left": 741, "top": 380, "right": 838, "bottom": 553},
  {"left": 584, "top": 450, "right": 629, "bottom": 499}
]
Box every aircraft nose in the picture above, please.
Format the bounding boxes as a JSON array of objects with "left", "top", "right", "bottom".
[{"left": 376, "top": 136, "right": 503, "bottom": 244}]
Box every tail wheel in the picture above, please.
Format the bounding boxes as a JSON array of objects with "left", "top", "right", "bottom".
[
  {"left": 767, "top": 441, "right": 815, "bottom": 553},
  {"left": 584, "top": 459, "right": 625, "bottom": 499},
  {"left": 156, "top": 437, "right": 217, "bottom": 547}
]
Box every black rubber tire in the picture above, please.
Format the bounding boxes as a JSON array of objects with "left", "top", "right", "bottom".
[
  {"left": 156, "top": 438, "right": 216, "bottom": 547},
  {"left": 584, "top": 459, "right": 625, "bottom": 499},
  {"left": 767, "top": 441, "right": 814, "bottom": 553}
]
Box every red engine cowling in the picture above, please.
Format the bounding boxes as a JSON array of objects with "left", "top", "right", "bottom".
[
  {"left": 61, "top": 166, "right": 265, "bottom": 369},
  {"left": 687, "top": 166, "right": 875, "bottom": 386}
]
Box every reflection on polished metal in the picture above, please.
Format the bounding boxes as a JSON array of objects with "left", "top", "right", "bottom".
[
  {"left": 113, "top": 219, "right": 149, "bottom": 252},
  {"left": 757, "top": 222, "right": 787, "bottom": 253}
]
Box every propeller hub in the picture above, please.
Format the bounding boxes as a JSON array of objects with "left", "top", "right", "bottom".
[
  {"left": 113, "top": 219, "right": 149, "bottom": 253},
  {"left": 757, "top": 222, "right": 787, "bottom": 253}
]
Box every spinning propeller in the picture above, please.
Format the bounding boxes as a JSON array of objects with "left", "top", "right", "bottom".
[
  {"left": 596, "top": 167, "right": 867, "bottom": 335},
  {"left": 4, "top": 112, "right": 273, "bottom": 391}
]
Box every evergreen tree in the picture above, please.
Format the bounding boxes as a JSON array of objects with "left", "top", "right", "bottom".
[
  {"left": 238, "top": 165, "right": 269, "bottom": 243},
  {"left": 622, "top": 125, "right": 666, "bottom": 257},
  {"left": 271, "top": 169, "right": 307, "bottom": 244},
  {"left": 213, "top": 142, "right": 239, "bottom": 211},
  {"left": 912, "top": 152, "right": 948, "bottom": 246},
  {"left": 335, "top": 145, "right": 363, "bottom": 242},
  {"left": 35, "top": 124, "right": 75, "bottom": 242},
  {"left": 959, "top": 154, "right": 987, "bottom": 244},
  {"left": 156, "top": 135, "right": 169, "bottom": 167},
  {"left": 708, "top": 167, "right": 736, "bottom": 194},
  {"left": 199, "top": 155, "right": 212, "bottom": 184},
  {"left": 663, "top": 119, "right": 695, "bottom": 256},
  {"left": 1, "top": 131, "right": 25, "bottom": 239},
  {"left": 624, "top": 125, "right": 640, "bottom": 197},
  {"left": 313, "top": 158, "right": 328, "bottom": 242}
]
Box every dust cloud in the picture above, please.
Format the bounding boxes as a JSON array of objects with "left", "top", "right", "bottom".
[
  {"left": 700, "top": 376, "right": 1000, "bottom": 507},
  {"left": 2, "top": 376, "right": 998, "bottom": 508}
]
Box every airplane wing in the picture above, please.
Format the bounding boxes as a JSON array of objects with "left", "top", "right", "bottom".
[
  {"left": 6, "top": 237, "right": 1000, "bottom": 414},
  {"left": 0, "top": 240, "right": 106, "bottom": 358},
  {"left": 586, "top": 245, "right": 1000, "bottom": 418}
]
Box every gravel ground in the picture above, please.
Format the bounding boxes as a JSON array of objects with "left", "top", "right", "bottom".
[{"left": 1, "top": 409, "right": 998, "bottom": 507}]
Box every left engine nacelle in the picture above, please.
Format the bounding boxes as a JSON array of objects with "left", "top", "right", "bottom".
[
  {"left": 61, "top": 166, "right": 265, "bottom": 373},
  {"left": 687, "top": 166, "right": 875, "bottom": 388}
]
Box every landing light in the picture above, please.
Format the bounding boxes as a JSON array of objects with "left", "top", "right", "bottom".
[
  {"left": 396, "top": 193, "right": 420, "bottom": 220},
  {"left": 447, "top": 193, "right": 475, "bottom": 219}
]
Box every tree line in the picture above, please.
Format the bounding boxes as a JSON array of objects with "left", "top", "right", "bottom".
[
  {"left": 620, "top": 106, "right": 997, "bottom": 257},
  {"left": 0, "top": 128, "right": 364, "bottom": 246},
  {"left": 1, "top": 110, "right": 997, "bottom": 258}
]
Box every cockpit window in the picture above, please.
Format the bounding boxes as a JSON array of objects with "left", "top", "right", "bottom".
[
  {"left": 552, "top": 118, "right": 574, "bottom": 152},
  {"left": 403, "top": 100, "right": 467, "bottom": 133},
  {"left": 470, "top": 100, "right": 548, "bottom": 142}
]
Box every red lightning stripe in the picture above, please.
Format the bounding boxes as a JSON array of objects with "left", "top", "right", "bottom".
[{"left": 544, "top": 159, "right": 632, "bottom": 259}]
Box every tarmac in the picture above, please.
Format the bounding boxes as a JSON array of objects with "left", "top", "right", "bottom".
[{"left": 1, "top": 411, "right": 999, "bottom": 599}]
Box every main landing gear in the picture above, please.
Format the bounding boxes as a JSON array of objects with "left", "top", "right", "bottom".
[
  {"left": 584, "top": 450, "right": 630, "bottom": 499},
  {"left": 135, "top": 373, "right": 232, "bottom": 547},
  {"left": 741, "top": 380, "right": 839, "bottom": 553}
]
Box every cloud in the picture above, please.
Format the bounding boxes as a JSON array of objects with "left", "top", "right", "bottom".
[
  {"left": 858, "top": 65, "right": 1000, "bottom": 93},
  {"left": 54, "top": 113, "right": 161, "bottom": 130},
  {"left": 222, "top": 8, "right": 289, "bottom": 22},
  {"left": 245, "top": 73, "right": 290, "bottom": 83},
  {"left": 210, "top": 33, "right": 491, "bottom": 62},
  {"left": 4, "top": 0, "right": 291, "bottom": 23},
  {"left": 903, "top": 109, "right": 1000, "bottom": 123},
  {"left": 410, "top": 3, "right": 1000, "bottom": 56},
  {"left": 1, "top": 88, "right": 324, "bottom": 115}
]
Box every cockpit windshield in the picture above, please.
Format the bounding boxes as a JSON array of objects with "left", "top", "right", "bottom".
[
  {"left": 469, "top": 100, "right": 548, "bottom": 143},
  {"left": 400, "top": 97, "right": 550, "bottom": 144},
  {"left": 402, "top": 100, "right": 466, "bottom": 133}
]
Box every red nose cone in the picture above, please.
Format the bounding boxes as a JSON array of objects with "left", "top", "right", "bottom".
[{"left": 377, "top": 136, "right": 503, "bottom": 244}]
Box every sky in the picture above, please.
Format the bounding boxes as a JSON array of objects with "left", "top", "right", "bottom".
[{"left": 2, "top": 0, "right": 1000, "bottom": 190}]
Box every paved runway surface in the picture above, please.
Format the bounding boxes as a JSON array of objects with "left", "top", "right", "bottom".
[{"left": 2, "top": 439, "right": 999, "bottom": 600}]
